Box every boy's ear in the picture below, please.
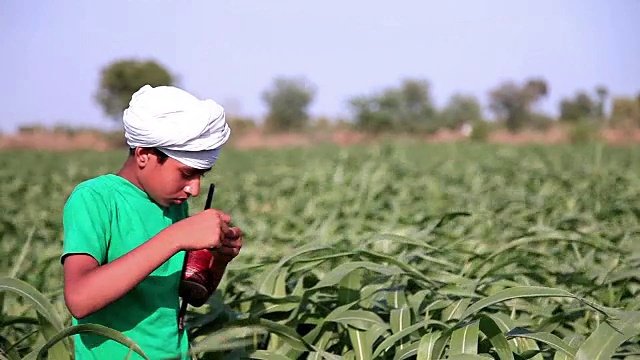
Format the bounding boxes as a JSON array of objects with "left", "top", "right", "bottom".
[{"left": 134, "top": 147, "right": 154, "bottom": 168}]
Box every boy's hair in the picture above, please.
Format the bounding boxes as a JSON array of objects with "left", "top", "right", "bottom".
[{"left": 128, "top": 147, "right": 169, "bottom": 164}]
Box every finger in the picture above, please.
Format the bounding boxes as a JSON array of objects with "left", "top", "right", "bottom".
[
  {"left": 222, "top": 229, "right": 242, "bottom": 241},
  {"left": 224, "top": 227, "right": 242, "bottom": 239},
  {"left": 216, "top": 210, "right": 232, "bottom": 224},
  {"left": 220, "top": 222, "right": 236, "bottom": 239},
  {"left": 222, "top": 237, "right": 242, "bottom": 248},
  {"left": 215, "top": 246, "right": 238, "bottom": 256},
  {"left": 232, "top": 227, "right": 242, "bottom": 237},
  {"left": 220, "top": 238, "right": 242, "bottom": 250}
]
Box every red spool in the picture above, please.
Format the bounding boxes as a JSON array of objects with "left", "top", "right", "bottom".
[{"left": 179, "top": 249, "right": 213, "bottom": 307}]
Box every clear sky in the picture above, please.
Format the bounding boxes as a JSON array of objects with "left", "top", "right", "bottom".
[{"left": 1, "top": 0, "right": 639, "bottom": 134}]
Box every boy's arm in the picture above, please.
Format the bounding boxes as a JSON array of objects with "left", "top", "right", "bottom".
[
  {"left": 62, "top": 188, "right": 229, "bottom": 319},
  {"left": 61, "top": 187, "right": 186, "bottom": 319},
  {"left": 63, "top": 230, "right": 182, "bottom": 319}
]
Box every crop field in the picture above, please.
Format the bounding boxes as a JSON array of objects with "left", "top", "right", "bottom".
[{"left": 1, "top": 142, "right": 640, "bottom": 360}]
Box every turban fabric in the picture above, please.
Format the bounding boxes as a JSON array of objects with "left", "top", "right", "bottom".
[{"left": 122, "top": 84, "right": 231, "bottom": 169}]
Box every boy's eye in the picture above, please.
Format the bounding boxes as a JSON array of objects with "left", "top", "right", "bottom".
[
  {"left": 181, "top": 167, "right": 208, "bottom": 179},
  {"left": 182, "top": 171, "right": 204, "bottom": 179}
]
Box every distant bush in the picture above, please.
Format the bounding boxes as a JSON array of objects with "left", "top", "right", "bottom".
[
  {"left": 528, "top": 113, "right": 555, "bottom": 131},
  {"left": 261, "top": 76, "right": 316, "bottom": 133},
  {"left": 568, "top": 120, "right": 600, "bottom": 144},
  {"left": 18, "top": 125, "right": 48, "bottom": 134},
  {"left": 469, "top": 120, "right": 491, "bottom": 142},
  {"left": 227, "top": 116, "right": 257, "bottom": 136},
  {"left": 103, "top": 130, "right": 129, "bottom": 148}
]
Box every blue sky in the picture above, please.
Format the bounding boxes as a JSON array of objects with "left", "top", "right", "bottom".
[{"left": 1, "top": 0, "right": 638, "bottom": 134}]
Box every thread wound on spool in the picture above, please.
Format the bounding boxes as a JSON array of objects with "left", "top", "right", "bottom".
[
  {"left": 179, "top": 249, "right": 213, "bottom": 306},
  {"left": 183, "top": 249, "right": 212, "bottom": 279}
]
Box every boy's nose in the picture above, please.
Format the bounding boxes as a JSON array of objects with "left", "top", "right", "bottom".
[{"left": 184, "top": 181, "right": 200, "bottom": 197}]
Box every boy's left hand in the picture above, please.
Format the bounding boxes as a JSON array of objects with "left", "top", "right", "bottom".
[
  {"left": 213, "top": 226, "right": 242, "bottom": 264},
  {"left": 205, "top": 226, "right": 242, "bottom": 295}
]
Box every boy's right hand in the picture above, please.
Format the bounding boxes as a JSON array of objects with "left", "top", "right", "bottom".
[{"left": 171, "top": 209, "right": 232, "bottom": 251}]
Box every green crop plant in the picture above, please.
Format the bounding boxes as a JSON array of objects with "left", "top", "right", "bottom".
[{"left": 1, "top": 143, "right": 639, "bottom": 359}]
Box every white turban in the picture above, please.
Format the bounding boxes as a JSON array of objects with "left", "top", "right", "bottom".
[{"left": 122, "top": 84, "right": 231, "bottom": 169}]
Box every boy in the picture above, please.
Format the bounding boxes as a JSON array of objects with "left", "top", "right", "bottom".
[{"left": 60, "top": 84, "right": 242, "bottom": 359}]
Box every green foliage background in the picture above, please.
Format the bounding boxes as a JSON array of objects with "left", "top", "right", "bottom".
[{"left": 1, "top": 142, "right": 640, "bottom": 359}]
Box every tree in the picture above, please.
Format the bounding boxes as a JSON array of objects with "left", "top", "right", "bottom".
[
  {"left": 95, "top": 59, "right": 176, "bottom": 121},
  {"left": 349, "top": 78, "right": 436, "bottom": 133},
  {"left": 396, "top": 78, "right": 436, "bottom": 131},
  {"left": 488, "top": 81, "right": 529, "bottom": 132},
  {"left": 488, "top": 78, "right": 549, "bottom": 132},
  {"left": 610, "top": 97, "right": 640, "bottom": 128},
  {"left": 349, "top": 95, "right": 393, "bottom": 134},
  {"left": 559, "top": 91, "right": 597, "bottom": 122},
  {"left": 261, "top": 76, "right": 316, "bottom": 132},
  {"left": 524, "top": 78, "right": 549, "bottom": 105},
  {"left": 559, "top": 86, "right": 610, "bottom": 124},
  {"left": 439, "top": 93, "right": 483, "bottom": 129}
]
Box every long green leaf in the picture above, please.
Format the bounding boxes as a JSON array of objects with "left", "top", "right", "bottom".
[
  {"left": 394, "top": 341, "right": 420, "bottom": 360},
  {"left": 347, "top": 327, "right": 370, "bottom": 360},
  {"left": 0, "top": 276, "right": 69, "bottom": 357},
  {"left": 506, "top": 328, "right": 577, "bottom": 358},
  {"left": 0, "top": 277, "right": 65, "bottom": 331},
  {"left": 249, "top": 350, "right": 294, "bottom": 360},
  {"left": 311, "top": 261, "right": 403, "bottom": 290},
  {"left": 229, "top": 317, "right": 311, "bottom": 352},
  {"left": 256, "top": 244, "right": 331, "bottom": 295},
  {"left": 372, "top": 320, "right": 428, "bottom": 358},
  {"left": 477, "top": 315, "right": 514, "bottom": 360},
  {"left": 449, "top": 320, "right": 480, "bottom": 355},
  {"left": 459, "top": 286, "right": 613, "bottom": 321},
  {"left": 309, "top": 345, "right": 343, "bottom": 360},
  {"left": 365, "top": 233, "right": 439, "bottom": 252},
  {"left": 416, "top": 331, "right": 441, "bottom": 360},
  {"left": 356, "top": 250, "right": 437, "bottom": 286},
  {"left": 325, "top": 309, "right": 389, "bottom": 331},
  {"left": 553, "top": 335, "right": 583, "bottom": 360},
  {"left": 23, "top": 324, "right": 149, "bottom": 360},
  {"left": 469, "top": 231, "right": 619, "bottom": 277},
  {"left": 36, "top": 312, "right": 70, "bottom": 360},
  {"left": 9, "top": 228, "right": 35, "bottom": 278},
  {"left": 574, "top": 310, "right": 640, "bottom": 360},
  {"left": 446, "top": 355, "right": 494, "bottom": 360}
]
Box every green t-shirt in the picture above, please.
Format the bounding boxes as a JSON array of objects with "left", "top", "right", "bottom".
[{"left": 61, "top": 174, "right": 191, "bottom": 360}]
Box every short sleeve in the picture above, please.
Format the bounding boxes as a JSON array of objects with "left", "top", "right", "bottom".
[{"left": 61, "top": 186, "right": 111, "bottom": 265}]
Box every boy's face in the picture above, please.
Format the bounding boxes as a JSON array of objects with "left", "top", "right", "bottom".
[{"left": 136, "top": 149, "right": 210, "bottom": 207}]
